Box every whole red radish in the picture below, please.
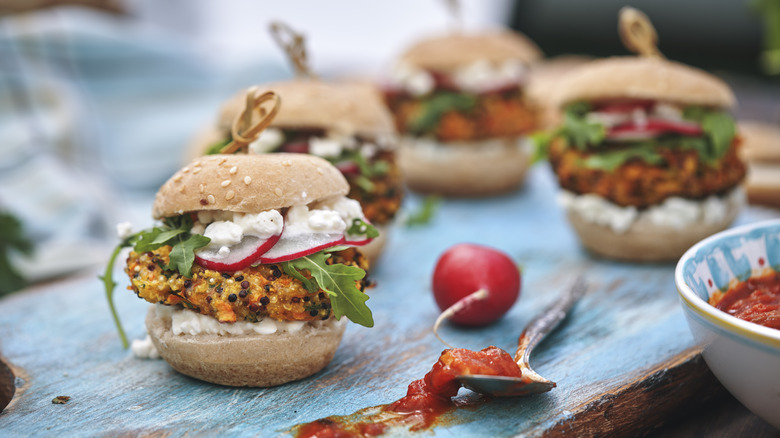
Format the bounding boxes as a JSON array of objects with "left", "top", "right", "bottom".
[{"left": 432, "top": 243, "right": 521, "bottom": 327}]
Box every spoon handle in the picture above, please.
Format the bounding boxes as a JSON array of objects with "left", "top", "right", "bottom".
[{"left": 515, "top": 275, "right": 587, "bottom": 366}]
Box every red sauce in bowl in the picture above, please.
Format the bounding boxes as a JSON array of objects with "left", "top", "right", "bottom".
[
  {"left": 711, "top": 272, "right": 780, "bottom": 330},
  {"left": 293, "top": 346, "right": 521, "bottom": 437}
]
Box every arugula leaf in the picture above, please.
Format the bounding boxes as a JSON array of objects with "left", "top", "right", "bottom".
[
  {"left": 408, "top": 92, "right": 478, "bottom": 135},
  {"left": 166, "top": 234, "right": 210, "bottom": 277},
  {"left": 558, "top": 103, "right": 607, "bottom": 150},
  {"left": 582, "top": 145, "right": 664, "bottom": 171},
  {"left": 101, "top": 215, "right": 210, "bottom": 348},
  {"left": 347, "top": 218, "right": 379, "bottom": 239},
  {"left": 205, "top": 137, "right": 231, "bottom": 155},
  {"left": 285, "top": 250, "right": 373, "bottom": 327},
  {"left": 529, "top": 130, "right": 554, "bottom": 163},
  {"left": 701, "top": 111, "right": 736, "bottom": 163},
  {"left": 281, "top": 261, "right": 319, "bottom": 293}
]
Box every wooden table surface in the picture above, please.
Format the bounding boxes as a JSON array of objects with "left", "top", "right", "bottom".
[{"left": 2, "top": 163, "right": 779, "bottom": 437}]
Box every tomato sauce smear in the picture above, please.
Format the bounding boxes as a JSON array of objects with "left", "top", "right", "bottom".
[
  {"left": 711, "top": 272, "right": 780, "bottom": 330},
  {"left": 293, "top": 346, "right": 522, "bottom": 437}
]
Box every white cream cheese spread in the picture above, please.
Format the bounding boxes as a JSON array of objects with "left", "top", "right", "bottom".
[{"left": 557, "top": 187, "right": 744, "bottom": 234}]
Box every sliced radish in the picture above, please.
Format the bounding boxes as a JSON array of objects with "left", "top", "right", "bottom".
[
  {"left": 280, "top": 142, "right": 309, "bottom": 154},
  {"left": 607, "top": 118, "right": 702, "bottom": 140},
  {"left": 335, "top": 160, "right": 360, "bottom": 175},
  {"left": 594, "top": 99, "right": 655, "bottom": 113},
  {"left": 257, "top": 233, "right": 346, "bottom": 264},
  {"left": 195, "top": 233, "right": 282, "bottom": 272}
]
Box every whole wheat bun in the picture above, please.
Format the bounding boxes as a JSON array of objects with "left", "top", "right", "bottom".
[
  {"left": 217, "top": 79, "right": 395, "bottom": 137},
  {"left": 566, "top": 190, "right": 743, "bottom": 262},
  {"left": 554, "top": 57, "right": 736, "bottom": 109},
  {"left": 399, "top": 29, "right": 542, "bottom": 72},
  {"left": 398, "top": 136, "right": 531, "bottom": 197},
  {"left": 153, "top": 153, "right": 348, "bottom": 219},
  {"left": 738, "top": 121, "right": 780, "bottom": 208},
  {"left": 145, "top": 307, "right": 347, "bottom": 387}
]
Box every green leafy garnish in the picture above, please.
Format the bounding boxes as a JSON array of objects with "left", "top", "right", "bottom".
[
  {"left": 204, "top": 138, "right": 231, "bottom": 155},
  {"left": 558, "top": 102, "right": 607, "bottom": 150},
  {"left": 100, "top": 215, "right": 210, "bottom": 348},
  {"left": 698, "top": 111, "right": 737, "bottom": 164},
  {"left": 0, "top": 211, "right": 33, "bottom": 296},
  {"left": 581, "top": 145, "right": 664, "bottom": 171},
  {"left": 283, "top": 249, "right": 373, "bottom": 327},
  {"left": 408, "top": 92, "right": 478, "bottom": 135},
  {"left": 347, "top": 218, "right": 379, "bottom": 239},
  {"left": 404, "top": 196, "right": 441, "bottom": 227}
]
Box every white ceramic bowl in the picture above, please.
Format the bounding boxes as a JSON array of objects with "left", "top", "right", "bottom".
[{"left": 675, "top": 219, "right": 780, "bottom": 429}]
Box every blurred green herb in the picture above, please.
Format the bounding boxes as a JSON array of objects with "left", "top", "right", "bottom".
[
  {"left": 408, "top": 92, "right": 477, "bottom": 135},
  {"left": 0, "top": 211, "right": 33, "bottom": 296},
  {"left": 404, "top": 196, "right": 442, "bottom": 227}
]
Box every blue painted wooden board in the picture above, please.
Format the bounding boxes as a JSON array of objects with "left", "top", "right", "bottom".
[{"left": 1, "top": 166, "right": 779, "bottom": 436}]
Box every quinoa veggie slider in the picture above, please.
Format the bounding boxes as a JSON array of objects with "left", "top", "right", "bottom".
[
  {"left": 547, "top": 8, "right": 746, "bottom": 262},
  {"left": 103, "top": 152, "right": 377, "bottom": 387},
  {"left": 383, "top": 28, "right": 542, "bottom": 196},
  {"left": 188, "top": 23, "right": 403, "bottom": 264}
]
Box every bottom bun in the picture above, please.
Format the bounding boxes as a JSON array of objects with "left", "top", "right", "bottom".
[
  {"left": 565, "top": 189, "right": 744, "bottom": 262},
  {"left": 360, "top": 223, "right": 389, "bottom": 266},
  {"left": 397, "top": 136, "right": 531, "bottom": 197},
  {"left": 146, "top": 307, "right": 346, "bottom": 387},
  {"left": 746, "top": 164, "right": 780, "bottom": 208}
]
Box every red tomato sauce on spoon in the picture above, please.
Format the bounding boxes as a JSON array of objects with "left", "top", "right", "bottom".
[
  {"left": 711, "top": 272, "right": 780, "bottom": 330},
  {"left": 293, "top": 346, "right": 522, "bottom": 437}
]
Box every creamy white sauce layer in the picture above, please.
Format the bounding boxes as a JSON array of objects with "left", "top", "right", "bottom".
[
  {"left": 557, "top": 188, "right": 745, "bottom": 234},
  {"left": 249, "top": 128, "right": 395, "bottom": 161},
  {"left": 192, "top": 196, "right": 369, "bottom": 257},
  {"left": 155, "top": 304, "right": 344, "bottom": 336},
  {"left": 389, "top": 59, "right": 527, "bottom": 96},
  {"left": 131, "top": 335, "right": 160, "bottom": 360},
  {"left": 585, "top": 102, "right": 686, "bottom": 128}
]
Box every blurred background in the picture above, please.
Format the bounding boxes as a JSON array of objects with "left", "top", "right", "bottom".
[{"left": 0, "top": 0, "right": 775, "bottom": 292}]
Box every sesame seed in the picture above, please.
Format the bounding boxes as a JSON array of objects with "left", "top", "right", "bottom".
[
  {"left": 207, "top": 194, "right": 216, "bottom": 204},
  {"left": 225, "top": 190, "right": 235, "bottom": 200},
  {"left": 173, "top": 174, "right": 182, "bottom": 182},
  {"left": 199, "top": 184, "right": 205, "bottom": 194},
  {"left": 182, "top": 167, "right": 190, "bottom": 173},
  {"left": 219, "top": 157, "right": 227, "bottom": 165},
  {"left": 244, "top": 176, "right": 252, "bottom": 185},
  {"left": 282, "top": 160, "right": 291, "bottom": 167},
  {"left": 229, "top": 166, "right": 237, "bottom": 174},
  {"left": 274, "top": 188, "right": 283, "bottom": 196},
  {"left": 192, "top": 167, "right": 201, "bottom": 174},
  {"left": 316, "top": 167, "right": 324, "bottom": 175},
  {"left": 179, "top": 185, "right": 186, "bottom": 194},
  {"left": 221, "top": 180, "right": 231, "bottom": 187}
]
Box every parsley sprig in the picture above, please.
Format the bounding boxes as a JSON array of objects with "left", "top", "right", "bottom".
[
  {"left": 281, "top": 247, "right": 373, "bottom": 327},
  {"left": 100, "top": 215, "right": 210, "bottom": 348}
]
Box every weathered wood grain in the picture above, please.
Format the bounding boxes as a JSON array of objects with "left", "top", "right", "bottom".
[{"left": 0, "top": 166, "right": 778, "bottom": 437}]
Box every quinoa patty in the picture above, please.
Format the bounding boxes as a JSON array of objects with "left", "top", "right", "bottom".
[
  {"left": 385, "top": 88, "right": 537, "bottom": 142},
  {"left": 125, "top": 247, "right": 370, "bottom": 323},
  {"left": 347, "top": 150, "right": 403, "bottom": 225},
  {"left": 548, "top": 137, "right": 746, "bottom": 208}
]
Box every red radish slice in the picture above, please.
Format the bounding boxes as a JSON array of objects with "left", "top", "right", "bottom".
[
  {"left": 594, "top": 99, "right": 655, "bottom": 113},
  {"left": 257, "top": 233, "right": 346, "bottom": 264},
  {"left": 335, "top": 161, "right": 360, "bottom": 175},
  {"left": 195, "top": 233, "right": 282, "bottom": 272},
  {"left": 607, "top": 118, "right": 702, "bottom": 140},
  {"left": 280, "top": 142, "right": 309, "bottom": 154}
]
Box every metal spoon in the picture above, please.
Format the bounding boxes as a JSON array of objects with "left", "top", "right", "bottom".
[{"left": 456, "top": 276, "right": 587, "bottom": 397}]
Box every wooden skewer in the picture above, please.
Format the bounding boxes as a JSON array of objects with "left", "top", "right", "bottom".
[
  {"left": 220, "top": 89, "right": 281, "bottom": 155},
  {"left": 618, "top": 7, "right": 664, "bottom": 59},
  {"left": 269, "top": 20, "right": 316, "bottom": 78}
]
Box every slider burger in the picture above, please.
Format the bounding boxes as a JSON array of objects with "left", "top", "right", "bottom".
[
  {"left": 382, "top": 29, "right": 543, "bottom": 196},
  {"left": 547, "top": 8, "right": 746, "bottom": 261},
  {"left": 191, "top": 80, "right": 402, "bottom": 263},
  {"left": 103, "top": 153, "right": 377, "bottom": 387}
]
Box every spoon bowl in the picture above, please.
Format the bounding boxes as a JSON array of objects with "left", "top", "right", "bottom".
[{"left": 455, "top": 276, "right": 586, "bottom": 397}]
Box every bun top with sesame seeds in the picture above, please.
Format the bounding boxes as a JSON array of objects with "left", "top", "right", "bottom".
[
  {"left": 553, "top": 57, "right": 736, "bottom": 109},
  {"left": 397, "top": 29, "right": 542, "bottom": 72},
  {"left": 216, "top": 78, "right": 395, "bottom": 138},
  {"left": 152, "top": 153, "right": 349, "bottom": 219}
]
